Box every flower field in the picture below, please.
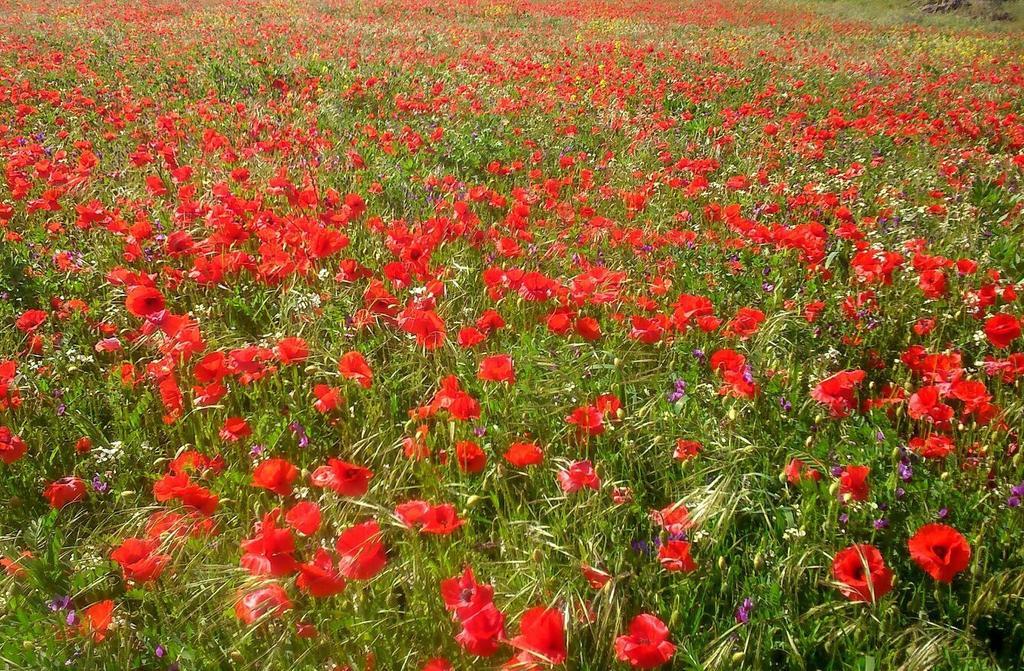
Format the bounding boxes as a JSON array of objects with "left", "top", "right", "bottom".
[{"left": 1, "top": 0, "right": 1023, "bottom": 668}]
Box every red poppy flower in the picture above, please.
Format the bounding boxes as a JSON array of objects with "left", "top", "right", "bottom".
[
  {"left": 909, "top": 434, "right": 955, "bottom": 459},
  {"left": 838, "top": 465, "right": 870, "bottom": 502},
  {"left": 313, "top": 384, "right": 344, "bottom": 413},
  {"left": 15, "top": 309, "right": 47, "bottom": 333},
  {"left": 423, "top": 376, "right": 481, "bottom": 421},
  {"left": 784, "top": 458, "right": 821, "bottom": 484},
  {"left": 110, "top": 537, "right": 171, "bottom": 583},
  {"left": 0, "top": 426, "right": 27, "bottom": 464},
  {"left": 651, "top": 502, "right": 692, "bottom": 534},
  {"left": 80, "top": 600, "right": 115, "bottom": 642},
  {"left": 310, "top": 458, "right": 373, "bottom": 496},
  {"left": 575, "top": 316, "right": 602, "bottom": 341},
  {"left": 546, "top": 309, "right": 574, "bottom": 335},
  {"left": 478, "top": 354, "right": 515, "bottom": 384},
  {"left": 557, "top": 460, "right": 600, "bottom": 493},
  {"left": 456, "top": 601, "right": 506, "bottom": 657},
  {"left": 400, "top": 308, "right": 447, "bottom": 349},
  {"left": 275, "top": 336, "right": 309, "bottom": 364},
  {"left": 455, "top": 440, "right": 487, "bottom": 473},
  {"left": 658, "top": 540, "right": 697, "bottom": 573},
  {"left": 219, "top": 417, "right": 252, "bottom": 442},
  {"left": 152, "top": 473, "right": 219, "bottom": 516},
  {"left": 252, "top": 458, "right": 299, "bottom": 496},
  {"left": 338, "top": 351, "right": 373, "bottom": 388},
  {"left": 504, "top": 441, "right": 544, "bottom": 467},
  {"left": 673, "top": 439, "right": 701, "bottom": 462},
  {"left": 476, "top": 309, "right": 505, "bottom": 333},
  {"left": 581, "top": 564, "right": 612, "bottom": 589},
  {"left": 907, "top": 523, "right": 971, "bottom": 583},
  {"left": 566, "top": 405, "right": 604, "bottom": 440},
  {"left": 125, "top": 286, "right": 165, "bottom": 318},
  {"left": 811, "top": 370, "right": 865, "bottom": 418},
  {"left": 285, "top": 501, "right": 321, "bottom": 535},
  {"left": 440, "top": 566, "right": 494, "bottom": 616},
  {"left": 235, "top": 584, "right": 292, "bottom": 625},
  {"left": 832, "top": 544, "right": 893, "bottom": 602},
  {"left": 297, "top": 548, "right": 347, "bottom": 597},
  {"left": 457, "top": 327, "right": 487, "bottom": 350},
  {"left": 336, "top": 521, "right": 388, "bottom": 580},
  {"left": 145, "top": 510, "right": 214, "bottom": 540},
  {"left": 240, "top": 511, "right": 298, "bottom": 577},
  {"left": 419, "top": 503, "right": 466, "bottom": 535},
  {"left": 43, "top": 476, "right": 87, "bottom": 510},
  {"left": 726, "top": 306, "right": 765, "bottom": 339},
  {"left": 907, "top": 385, "right": 954, "bottom": 424},
  {"left": 614, "top": 614, "right": 676, "bottom": 668},
  {"left": 984, "top": 313, "right": 1020, "bottom": 349},
  {"left": 506, "top": 607, "right": 567, "bottom": 666},
  {"left": 75, "top": 437, "right": 92, "bottom": 454}
]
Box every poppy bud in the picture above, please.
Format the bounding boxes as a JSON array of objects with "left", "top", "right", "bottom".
[
  {"left": 615, "top": 408, "right": 625, "bottom": 420},
  {"left": 728, "top": 407, "right": 736, "bottom": 421},
  {"left": 804, "top": 436, "right": 813, "bottom": 447},
  {"left": 940, "top": 471, "right": 949, "bottom": 480},
  {"left": 22, "top": 640, "right": 32, "bottom": 651},
  {"left": 119, "top": 490, "right": 135, "bottom": 498},
  {"left": 532, "top": 548, "right": 543, "bottom": 563},
  {"left": 613, "top": 357, "right": 622, "bottom": 367},
  {"left": 732, "top": 652, "right": 745, "bottom": 663},
  {"left": 891, "top": 447, "right": 900, "bottom": 459},
  {"left": 669, "top": 609, "right": 679, "bottom": 628},
  {"left": 717, "top": 556, "right": 726, "bottom": 571},
  {"left": 230, "top": 651, "right": 243, "bottom": 663},
  {"left": 466, "top": 495, "right": 482, "bottom": 508},
  {"left": 828, "top": 482, "right": 840, "bottom": 497},
  {"left": 753, "top": 553, "right": 764, "bottom": 570},
  {"left": 778, "top": 471, "right": 787, "bottom": 483}
]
